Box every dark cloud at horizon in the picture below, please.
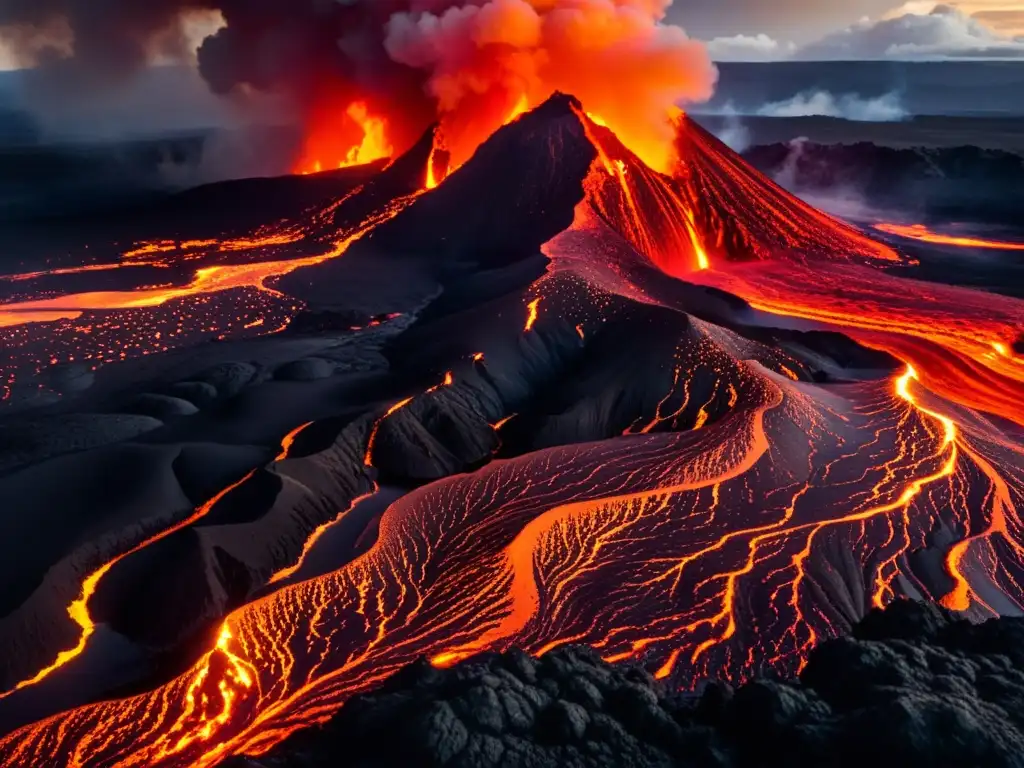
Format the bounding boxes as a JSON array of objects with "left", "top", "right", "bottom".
[{"left": 666, "top": 0, "right": 901, "bottom": 43}]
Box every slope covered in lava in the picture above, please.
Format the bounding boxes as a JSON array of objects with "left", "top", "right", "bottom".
[
  {"left": 0, "top": 92, "right": 1022, "bottom": 768},
  {"left": 224, "top": 600, "right": 1024, "bottom": 768}
]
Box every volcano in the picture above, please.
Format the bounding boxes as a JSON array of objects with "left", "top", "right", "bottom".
[{"left": 0, "top": 94, "right": 1022, "bottom": 768}]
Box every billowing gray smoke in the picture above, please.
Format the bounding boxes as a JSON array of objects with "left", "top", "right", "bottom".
[
  {"left": 0, "top": 0, "right": 435, "bottom": 150},
  {"left": 0, "top": 1, "right": 717, "bottom": 176}
]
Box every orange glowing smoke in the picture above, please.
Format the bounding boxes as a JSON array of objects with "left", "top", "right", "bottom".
[
  {"left": 383, "top": 0, "right": 716, "bottom": 171},
  {"left": 504, "top": 93, "right": 529, "bottom": 125},
  {"left": 297, "top": 102, "right": 394, "bottom": 176},
  {"left": 874, "top": 222, "right": 1024, "bottom": 251}
]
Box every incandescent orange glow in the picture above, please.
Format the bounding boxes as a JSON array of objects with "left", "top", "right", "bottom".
[
  {"left": 0, "top": 420, "right": 314, "bottom": 702},
  {"left": 296, "top": 102, "right": 393, "bottom": 176},
  {"left": 363, "top": 397, "right": 415, "bottom": 467},
  {"left": 5, "top": 93, "right": 1024, "bottom": 768},
  {"left": 875, "top": 222, "right": 1024, "bottom": 251},
  {"left": 692, "top": 260, "right": 1024, "bottom": 431},
  {"left": 425, "top": 134, "right": 450, "bottom": 190},
  {"left": 504, "top": 93, "right": 530, "bottom": 125},
  {"left": 268, "top": 487, "right": 380, "bottom": 585},
  {"left": 0, "top": 234, "right": 249, "bottom": 289},
  {"left": 0, "top": 206, "right": 408, "bottom": 328},
  {"left": 524, "top": 297, "right": 541, "bottom": 331},
  {"left": 491, "top": 414, "right": 517, "bottom": 431}
]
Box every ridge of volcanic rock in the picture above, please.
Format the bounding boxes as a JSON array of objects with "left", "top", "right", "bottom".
[{"left": 361, "top": 92, "right": 597, "bottom": 270}]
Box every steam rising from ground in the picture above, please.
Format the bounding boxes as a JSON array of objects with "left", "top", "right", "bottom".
[
  {"left": 0, "top": 0, "right": 717, "bottom": 170},
  {"left": 757, "top": 90, "right": 908, "bottom": 122}
]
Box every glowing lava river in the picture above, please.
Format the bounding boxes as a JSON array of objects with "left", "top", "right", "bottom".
[
  {"left": 873, "top": 222, "right": 1024, "bottom": 251},
  {"left": 1, "top": 97, "right": 1023, "bottom": 767}
]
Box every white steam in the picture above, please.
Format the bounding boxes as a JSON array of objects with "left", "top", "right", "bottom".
[{"left": 756, "top": 91, "right": 909, "bottom": 122}]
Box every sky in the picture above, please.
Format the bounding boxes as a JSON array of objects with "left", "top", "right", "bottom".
[
  {"left": 674, "top": 0, "right": 1024, "bottom": 60},
  {"left": 1, "top": 0, "right": 1022, "bottom": 69},
  {"left": 670, "top": 0, "right": 1024, "bottom": 42}
]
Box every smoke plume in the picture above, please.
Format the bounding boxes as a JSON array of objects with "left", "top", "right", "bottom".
[
  {"left": 0, "top": 0, "right": 717, "bottom": 170},
  {"left": 757, "top": 90, "right": 909, "bottom": 122}
]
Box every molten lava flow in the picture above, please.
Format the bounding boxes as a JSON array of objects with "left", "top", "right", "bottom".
[
  {"left": 296, "top": 102, "right": 393, "bottom": 176},
  {"left": 0, "top": 421, "right": 314, "bottom": 701},
  {"left": 363, "top": 397, "right": 415, "bottom": 467},
  {"left": 692, "top": 261, "right": 1024, "bottom": 430},
  {"left": 0, "top": 235, "right": 298, "bottom": 293},
  {"left": 875, "top": 222, "right": 1024, "bottom": 251},
  {"left": 267, "top": 487, "right": 380, "bottom": 586},
  {"left": 424, "top": 134, "right": 451, "bottom": 191},
  {"left": 672, "top": 115, "right": 899, "bottom": 266},
  {"left": 4, "top": 96, "right": 1024, "bottom": 768},
  {"left": 0, "top": 204, "right": 409, "bottom": 329},
  {"left": 573, "top": 107, "right": 709, "bottom": 275},
  {"left": 524, "top": 297, "right": 541, "bottom": 331}
]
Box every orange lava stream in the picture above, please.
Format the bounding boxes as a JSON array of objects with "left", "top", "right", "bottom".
[
  {"left": 693, "top": 261, "right": 1024, "bottom": 429},
  {"left": 875, "top": 222, "right": 1024, "bottom": 251},
  {"left": 0, "top": 204, "right": 409, "bottom": 329},
  {"left": 0, "top": 421, "right": 315, "bottom": 702},
  {"left": 575, "top": 107, "right": 708, "bottom": 275},
  {"left": 689, "top": 261, "right": 1024, "bottom": 619},
  {"left": 504, "top": 93, "right": 530, "bottom": 125},
  {"left": 424, "top": 136, "right": 450, "bottom": 190},
  {"left": 0, "top": 261, "right": 165, "bottom": 283},
  {"left": 2, "top": 333, "right": 1021, "bottom": 766},
  {"left": 430, "top": 364, "right": 782, "bottom": 669},
  {"left": 4, "top": 106, "right": 1024, "bottom": 768},
  {"left": 524, "top": 297, "right": 541, "bottom": 331},
  {"left": 0, "top": 235, "right": 297, "bottom": 304},
  {"left": 267, "top": 486, "right": 380, "bottom": 586}
]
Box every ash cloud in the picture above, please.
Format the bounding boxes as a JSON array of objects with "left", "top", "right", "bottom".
[
  {"left": 0, "top": 0, "right": 718, "bottom": 172},
  {"left": 798, "top": 3, "right": 1024, "bottom": 59}
]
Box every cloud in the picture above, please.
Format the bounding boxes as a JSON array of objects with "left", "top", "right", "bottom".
[
  {"left": 756, "top": 90, "right": 909, "bottom": 120},
  {"left": 706, "top": 33, "right": 794, "bottom": 61},
  {"left": 971, "top": 10, "right": 1024, "bottom": 36},
  {"left": 796, "top": 3, "right": 1024, "bottom": 59}
]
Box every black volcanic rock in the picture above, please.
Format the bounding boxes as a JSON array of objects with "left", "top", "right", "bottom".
[
  {"left": 742, "top": 141, "right": 1024, "bottom": 225},
  {"left": 127, "top": 393, "right": 199, "bottom": 420},
  {"left": 227, "top": 600, "right": 1024, "bottom": 768},
  {"left": 365, "top": 93, "right": 596, "bottom": 269}
]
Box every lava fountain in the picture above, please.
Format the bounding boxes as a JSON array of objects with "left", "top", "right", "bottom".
[{"left": 296, "top": 102, "right": 394, "bottom": 176}]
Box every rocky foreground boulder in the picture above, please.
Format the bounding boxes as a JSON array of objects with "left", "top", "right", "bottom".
[{"left": 226, "top": 600, "right": 1024, "bottom": 768}]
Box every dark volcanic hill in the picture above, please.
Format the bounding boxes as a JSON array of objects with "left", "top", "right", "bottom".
[{"left": 742, "top": 140, "right": 1024, "bottom": 225}]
